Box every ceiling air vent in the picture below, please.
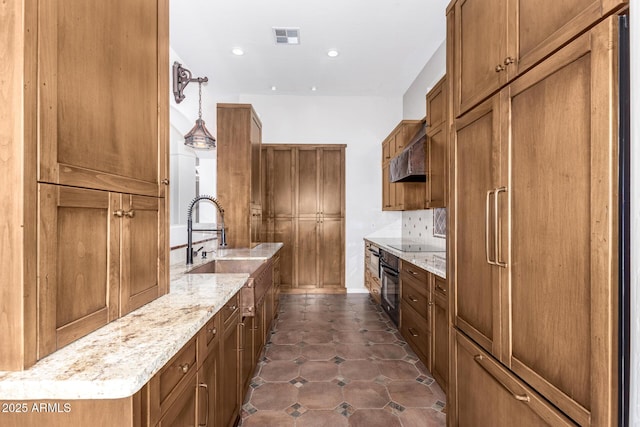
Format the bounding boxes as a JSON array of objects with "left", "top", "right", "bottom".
[{"left": 273, "top": 27, "right": 300, "bottom": 45}]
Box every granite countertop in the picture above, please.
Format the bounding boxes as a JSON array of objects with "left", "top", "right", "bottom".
[
  {"left": 0, "top": 243, "right": 282, "bottom": 401},
  {"left": 364, "top": 237, "right": 447, "bottom": 279}
]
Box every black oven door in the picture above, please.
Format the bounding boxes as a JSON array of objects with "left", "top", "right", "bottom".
[{"left": 380, "top": 262, "right": 400, "bottom": 326}]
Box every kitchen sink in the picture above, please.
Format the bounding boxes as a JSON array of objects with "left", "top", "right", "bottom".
[{"left": 187, "top": 259, "right": 265, "bottom": 275}]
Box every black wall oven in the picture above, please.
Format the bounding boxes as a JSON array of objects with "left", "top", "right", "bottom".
[{"left": 380, "top": 250, "right": 400, "bottom": 326}]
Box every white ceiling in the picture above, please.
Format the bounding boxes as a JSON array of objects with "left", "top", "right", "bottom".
[{"left": 170, "top": 0, "right": 449, "bottom": 97}]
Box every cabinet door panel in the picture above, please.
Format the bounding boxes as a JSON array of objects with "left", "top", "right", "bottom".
[
  {"left": 296, "top": 218, "right": 318, "bottom": 288},
  {"left": 319, "top": 218, "right": 344, "bottom": 289},
  {"left": 219, "top": 312, "right": 240, "bottom": 427},
  {"left": 453, "top": 96, "right": 503, "bottom": 355},
  {"left": 433, "top": 291, "right": 448, "bottom": 391},
  {"left": 38, "top": 184, "right": 119, "bottom": 357},
  {"left": 199, "top": 347, "right": 219, "bottom": 427},
  {"left": 39, "top": 0, "right": 163, "bottom": 196},
  {"left": 511, "top": 0, "right": 627, "bottom": 75},
  {"left": 320, "top": 148, "right": 344, "bottom": 217},
  {"left": 120, "top": 195, "right": 162, "bottom": 316},
  {"left": 454, "top": 0, "right": 507, "bottom": 116},
  {"left": 453, "top": 331, "right": 577, "bottom": 427},
  {"left": 426, "top": 123, "right": 447, "bottom": 208},
  {"left": 297, "top": 148, "right": 319, "bottom": 217},
  {"left": 506, "top": 20, "right": 618, "bottom": 425},
  {"left": 382, "top": 163, "right": 392, "bottom": 210},
  {"left": 272, "top": 148, "right": 295, "bottom": 217},
  {"left": 273, "top": 218, "right": 294, "bottom": 290}
]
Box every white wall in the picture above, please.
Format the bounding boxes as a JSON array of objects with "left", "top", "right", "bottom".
[
  {"left": 402, "top": 41, "right": 446, "bottom": 120},
  {"left": 237, "top": 94, "right": 404, "bottom": 291}
]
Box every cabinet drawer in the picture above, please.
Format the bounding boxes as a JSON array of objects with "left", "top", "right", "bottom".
[
  {"left": 198, "top": 313, "right": 220, "bottom": 366},
  {"left": 156, "top": 368, "right": 197, "bottom": 427},
  {"left": 434, "top": 275, "right": 447, "bottom": 297},
  {"left": 222, "top": 293, "right": 240, "bottom": 325},
  {"left": 158, "top": 339, "right": 196, "bottom": 408},
  {"left": 401, "top": 261, "right": 429, "bottom": 284},
  {"left": 402, "top": 276, "right": 429, "bottom": 321},
  {"left": 401, "top": 303, "right": 429, "bottom": 365},
  {"left": 454, "top": 331, "right": 577, "bottom": 427}
]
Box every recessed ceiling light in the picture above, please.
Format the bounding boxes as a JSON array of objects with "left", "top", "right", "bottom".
[
  {"left": 311, "top": 86, "right": 317, "bottom": 91},
  {"left": 232, "top": 48, "right": 244, "bottom": 56},
  {"left": 271, "top": 86, "right": 277, "bottom": 91},
  {"left": 327, "top": 49, "right": 339, "bottom": 57}
]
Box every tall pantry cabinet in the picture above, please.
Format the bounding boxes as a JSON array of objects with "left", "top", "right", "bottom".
[
  {"left": 448, "top": 1, "right": 625, "bottom": 425},
  {"left": 1, "top": 0, "right": 169, "bottom": 370}
]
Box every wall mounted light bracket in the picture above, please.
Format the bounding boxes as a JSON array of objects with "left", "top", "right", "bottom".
[{"left": 173, "top": 61, "right": 209, "bottom": 103}]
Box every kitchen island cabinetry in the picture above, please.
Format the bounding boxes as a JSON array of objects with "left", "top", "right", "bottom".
[
  {"left": 450, "top": 17, "right": 620, "bottom": 426},
  {"left": 450, "top": 0, "right": 627, "bottom": 117}
]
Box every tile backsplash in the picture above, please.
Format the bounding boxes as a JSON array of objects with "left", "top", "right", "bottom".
[{"left": 402, "top": 208, "right": 446, "bottom": 248}]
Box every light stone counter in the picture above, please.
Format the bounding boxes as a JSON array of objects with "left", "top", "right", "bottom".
[
  {"left": 0, "top": 243, "right": 283, "bottom": 400},
  {"left": 364, "top": 237, "right": 446, "bottom": 279}
]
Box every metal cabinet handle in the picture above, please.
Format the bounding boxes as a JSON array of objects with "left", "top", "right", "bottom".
[
  {"left": 494, "top": 187, "right": 507, "bottom": 268},
  {"left": 124, "top": 210, "right": 135, "bottom": 218},
  {"left": 408, "top": 327, "right": 419, "bottom": 337},
  {"left": 198, "top": 383, "right": 209, "bottom": 427},
  {"left": 408, "top": 295, "right": 419, "bottom": 303},
  {"left": 503, "top": 56, "right": 515, "bottom": 66},
  {"left": 114, "top": 209, "right": 124, "bottom": 218},
  {"left": 229, "top": 304, "right": 237, "bottom": 311},
  {"left": 207, "top": 327, "right": 217, "bottom": 336},
  {"left": 435, "top": 285, "right": 447, "bottom": 294},
  {"left": 407, "top": 269, "right": 419, "bottom": 276},
  {"left": 485, "top": 189, "right": 497, "bottom": 266},
  {"left": 495, "top": 64, "right": 506, "bottom": 73},
  {"left": 179, "top": 363, "right": 190, "bottom": 374},
  {"left": 474, "top": 355, "right": 529, "bottom": 402},
  {"left": 161, "top": 179, "right": 170, "bottom": 185}
]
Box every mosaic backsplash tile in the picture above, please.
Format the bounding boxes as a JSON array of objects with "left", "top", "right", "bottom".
[
  {"left": 433, "top": 208, "right": 447, "bottom": 238},
  {"left": 401, "top": 209, "right": 446, "bottom": 247}
]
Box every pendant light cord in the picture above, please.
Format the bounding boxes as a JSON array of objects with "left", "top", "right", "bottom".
[{"left": 198, "top": 82, "right": 203, "bottom": 120}]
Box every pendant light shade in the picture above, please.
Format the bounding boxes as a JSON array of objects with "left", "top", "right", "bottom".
[
  {"left": 184, "top": 118, "right": 216, "bottom": 149},
  {"left": 184, "top": 81, "right": 216, "bottom": 150}
]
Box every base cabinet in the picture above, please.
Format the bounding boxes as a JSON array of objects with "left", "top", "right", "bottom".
[
  {"left": 453, "top": 332, "right": 576, "bottom": 427},
  {"left": 219, "top": 297, "right": 240, "bottom": 427}
]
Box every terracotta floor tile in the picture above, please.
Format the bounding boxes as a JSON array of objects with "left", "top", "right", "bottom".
[
  {"left": 347, "top": 409, "right": 402, "bottom": 427},
  {"left": 259, "top": 360, "right": 300, "bottom": 381},
  {"left": 374, "top": 360, "right": 421, "bottom": 380},
  {"left": 303, "top": 330, "right": 334, "bottom": 344},
  {"left": 297, "top": 382, "right": 344, "bottom": 409},
  {"left": 335, "top": 343, "right": 374, "bottom": 360},
  {"left": 339, "top": 360, "right": 380, "bottom": 381},
  {"left": 331, "top": 320, "right": 363, "bottom": 331},
  {"left": 386, "top": 380, "right": 437, "bottom": 407},
  {"left": 343, "top": 381, "right": 391, "bottom": 409},
  {"left": 357, "top": 320, "right": 390, "bottom": 331},
  {"left": 399, "top": 407, "right": 447, "bottom": 427},
  {"left": 250, "top": 383, "right": 298, "bottom": 410},
  {"left": 363, "top": 330, "right": 399, "bottom": 344},
  {"left": 271, "top": 330, "right": 304, "bottom": 345},
  {"left": 334, "top": 330, "right": 370, "bottom": 344},
  {"left": 295, "top": 409, "right": 349, "bottom": 427},
  {"left": 300, "top": 361, "right": 340, "bottom": 381},
  {"left": 265, "top": 344, "right": 301, "bottom": 360},
  {"left": 300, "top": 344, "right": 338, "bottom": 360},
  {"left": 368, "top": 344, "right": 408, "bottom": 360},
  {"left": 241, "top": 410, "right": 296, "bottom": 427}
]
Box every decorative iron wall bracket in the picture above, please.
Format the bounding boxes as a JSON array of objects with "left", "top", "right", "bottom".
[{"left": 173, "top": 61, "right": 208, "bottom": 103}]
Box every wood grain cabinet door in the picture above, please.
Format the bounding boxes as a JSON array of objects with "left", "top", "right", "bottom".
[
  {"left": 453, "top": 0, "right": 508, "bottom": 117},
  {"left": 318, "top": 217, "right": 345, "bottom": 290},
  {"left": 198, "top": 348, "right": 219, "bottom": 427},
  {"left": 218, "top": 309, "right": 240, "bottom": 427},
  {"left": 38, "top": 184, "right": 119, "bottom": 358},
  {"left": 319, "top": 147, "right": 345, "bottom": 218},
  {"left": 504, "top": 18, "right": 619, "bottom": 426},
  {"left": 296, "top": 147, "right": 320, "bottom": 218},
  {"left": 452, "top": 94, "right": 505, "bottom": 358},
  {"left": 295, "top": 217, "right": 319, "bottom": 290},
  {"left": 119, "top": 194, "right": 164, "bottom": 316},
  {"left": 38, "top": 0, "right": 167, "bottom": 197}
]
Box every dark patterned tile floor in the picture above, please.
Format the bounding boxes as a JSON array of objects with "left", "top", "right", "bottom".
[{"left": 239, "top": 294, "right": 446, "bottom": 427}]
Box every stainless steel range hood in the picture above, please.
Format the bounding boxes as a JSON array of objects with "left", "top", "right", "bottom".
[{"left": 389, "top": 125, "right": 427, "bottom": 182}]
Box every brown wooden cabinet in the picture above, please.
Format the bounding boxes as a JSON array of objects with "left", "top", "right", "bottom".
[
  {"left": 381, "top": 120, "right": 425, "bottom": 211},
  {"left": 449, "top": 0, "right": 627, "bottom": 117},
  {"left": 217, "top": 103, "right": 263, "bottom": 248},
  {"left": 262, "top": 145, "right": 345, "bottom": 292},
  {"left": 197, "top": 314, "right": 220, "bottom": 427},
  {"left": 38, "top": 185, "right": 165, "bottom": 359},
  {"left": 432, "top": 276, "right": 448, "bottom": 391},
  {"left": 450, "top": 18, "right": 620, "bottom": 426},
  {"left": 37, "top": 0, "right": 168, "bottom": 197},
  {"left": 425, "top": 76, "right": 448, "bottom": 208},
  {"left": 399, "top": 262, "right": 431, "bottom": 367},
  {"left": 219, "top": 294, "right": 240, "bottom": 427},
  {"left": 453, "top": 331, "right": 577, "bottom": 427},
  {"left": 2, "top": 0, "right": 169, "bottom": 370}
]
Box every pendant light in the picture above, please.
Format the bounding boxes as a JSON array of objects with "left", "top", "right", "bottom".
[
  {"left": 184, "top": 82, "right": 216, "bottom": 149},
  {"left": 172, "top": 61, "right": 216, "bottom": 150}
]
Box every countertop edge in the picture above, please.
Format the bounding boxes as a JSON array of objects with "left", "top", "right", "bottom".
[{"left": 364, "top": 237, "right": 447, "bottom": 279}]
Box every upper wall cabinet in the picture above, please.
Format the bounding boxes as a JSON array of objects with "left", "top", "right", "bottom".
[
  {"left": 450, "top": 0, "right": 627, "bottom": 117},
  {"left": 37, "top": 0, "right": 169, "bottom": 197},
  {"left": 425, "top": 76, "right": 448, "bottom": 209}
]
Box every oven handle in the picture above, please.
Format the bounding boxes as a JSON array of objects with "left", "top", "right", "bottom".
[
  {"left": 380, "top": 264, "right": 399, "bottom": 277},
  {"left": 368, "top": 248, "right": 380, "bottom": 257}
]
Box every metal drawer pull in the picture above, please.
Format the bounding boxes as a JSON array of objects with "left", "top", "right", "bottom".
[
  {"left": 473, "top": 355, "right": 529, "bottom": 402},
  {"left": 114, "top": 209, "right": 124, "bottom": 218},
  {"left": 408, "top": 328, "right": 419, "bottom": 337},
  {"left": 229, "top": 304, "right": 237, "bottom": 310},
  {"left": 485, "top": 189, "right": 497, "bottom": 266},
  {"left": 179, "top": 363, "right": 190, "bottom": 374},
  {"left": 124, "top": 210, "right": 135, "bottom": 218},
  {"left": 407, "top": 269, "right": 419, "bottom": 276},
  {"left": 494, "top": 187, "right": 507, "bottom": 268},
  {"left": 408, "top": 295, "right": 419, "bottom": 303},
  {"left": 198, "top": 383, "right": 209, "bottom": 427},
  {"left": 207, "top": 327, "right": 217, "bottom": 336},
  {"left": 435, "top": 285, "right": 447, "bottom": 294}
]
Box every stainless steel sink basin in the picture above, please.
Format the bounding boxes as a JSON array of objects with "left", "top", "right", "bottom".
[{"left": 187, "top": 259, "right": 265, "bottom": 274}]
